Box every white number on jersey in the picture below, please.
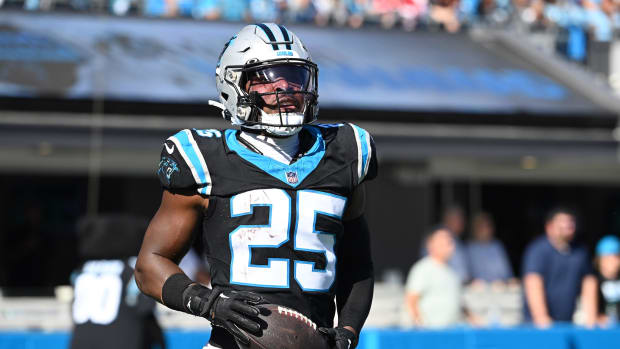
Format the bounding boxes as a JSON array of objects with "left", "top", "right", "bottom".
[
  {"left": 229, "top": 189, "right": 346, "bottom": 291},
  {"left": 294, "top": 190, "right": 346, "bottom": 291},
  {"left": 230, "top": 189, "right": 291, "bottom": 288},
  {"left": 72, "top": 260, "right": 124, "bottom": 325}
]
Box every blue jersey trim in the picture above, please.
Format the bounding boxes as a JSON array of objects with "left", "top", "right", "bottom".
[
  {"left": 224, "top": 126, "right": 325, "bottom": 187},
  {"left": 350, "top": 124, "right": 370, "bottom": 180},
  {"left": 170, "top": 130, "right": 209, "bottom": 190}
]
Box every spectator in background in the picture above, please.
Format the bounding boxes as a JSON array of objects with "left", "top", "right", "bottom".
[
  {"left": 192, "top": 0, "right": 221, "bottom": 20},
  {"left": 371, "top": 0, "right": 401, "bottom": 28},
  {"left": 70, "top": 214, "right": 165, "bottom": 349},
  {"left": 594, "top": 235, "right": 620, "bottom": 327},
  {"left": 458, "top": 0, "right": 511, "bottom": 26},
  {"left": 164, "top": 0, "right": 179, "bottom": 16},
  {"left": 110, "top": 0, "right": 137, "bottom": 16},
  {"left": 441, "top": 204, "right": 471, "bottom": 283},
  {"left": 522, "top": 207, "right": 597, "bottom": 328},
  {"left": 510, "top": 0, "right": 538, "bottom": 26},
  {"left": 275, "top": 0, "right": 291, "bottom": 19},
  {"left": 466, "top": 212, "right": 515, "bottom": 286},
  {"left": 313, "top": 0, "right": 338, "bottom": 26},
  {"left": 583, "top": 0, "right": 614, "bottom": 41},
  {"left": 428, "top": 0, "right": 461, "bottom": 32},
  {"left": 221, "top": 0, "right": 249, "bottom": 21},
  {"left": 314, "top": 0, "right": 349, "bottom": 27},
  {"left": 344, "top": 0, "right": 369, "bottom": 28},
  {"left": 249, "top": 0, "right": 280, "bottom": 22},
  {"left": 143, "top": 0, "right": 180, "bottom": 17},
  {"left": 601, "top": 0, "right": 620, "bottom": 27},
  {"left": 399, "top": 0, "right": 429, "bottom": 30},
  {"left": 406, "top": 227, "right": 480, "bottom": 328},
  {"left": 287, "top": 0, "right": 318, "bottom": 23}
]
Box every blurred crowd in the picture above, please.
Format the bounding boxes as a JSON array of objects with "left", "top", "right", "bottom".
[
  {"left": 2, "top": 0, "right": 620, "bottom": 40},
  {"left": 403, "top": 205, "right": 620, "bottom": 329}
]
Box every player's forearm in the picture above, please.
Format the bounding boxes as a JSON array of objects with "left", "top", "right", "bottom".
[
  {"left": 135, "top": 250, "right": 185, "bottom": 302},
  {"left": 336, "top": 214, "right": 374, "bottom": 332},
  {"left": 337, "top": 276, "right": 374, "bottom": 333},
  {"left": 135, "top": 190, "right": 204, "bottom": 302}
]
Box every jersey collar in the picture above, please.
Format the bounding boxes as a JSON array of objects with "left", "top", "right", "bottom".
[{"left": 224, "top": 126, "right": 325, "bottom": 187}]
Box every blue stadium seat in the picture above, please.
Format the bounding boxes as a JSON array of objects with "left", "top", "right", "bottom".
[{"left": 144, "top": 0, "right": 167, "bottom": 16}]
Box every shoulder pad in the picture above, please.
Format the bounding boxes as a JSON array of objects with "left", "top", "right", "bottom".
[
  {"left": 347, "top": 123, "right": 378, "bottom": 184},
  {"left": 311, "top": 123, "right": 345, "bottom": 143},
  {"left": 157, "top": 129, "right": 213, "bottom": 195}
]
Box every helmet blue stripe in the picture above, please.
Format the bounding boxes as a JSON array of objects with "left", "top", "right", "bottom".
[
  {"left": 277, "top": 25, "right": 292, "bottom": 50},
  {"left": 255, "top": 23, "right": 279, "bottom": 51}
]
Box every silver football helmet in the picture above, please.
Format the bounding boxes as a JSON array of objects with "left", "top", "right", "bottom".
[{"left": 209, "top": 23, "right": 319, "bottom": 137}]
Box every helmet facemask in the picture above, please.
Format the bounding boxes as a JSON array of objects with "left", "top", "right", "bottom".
[{"left": 224, "top": 59, "right": 318, "bottom": 137}]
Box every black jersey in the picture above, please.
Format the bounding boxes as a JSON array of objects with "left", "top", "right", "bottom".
[
  {"left": 157, "top": 123, "right": 377, "bottom": 330},
  {"left": 70, "top": 258, "right": 165, "bottom": 349}
]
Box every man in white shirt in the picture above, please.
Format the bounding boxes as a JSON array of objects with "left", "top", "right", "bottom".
[{"left": 405, "top": 227, "right": 462, "bottom": 328}]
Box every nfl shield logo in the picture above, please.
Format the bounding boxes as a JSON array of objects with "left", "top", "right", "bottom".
[{"left": 286, "top": 171, "right": 299, "bottom": 184}]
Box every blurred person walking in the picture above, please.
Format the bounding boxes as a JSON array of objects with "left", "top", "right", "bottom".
[
  {"left": 594, "top": 235, "right": 620, "bottom": 327},
  {"left": 521, "top": 207, "right": 597, "bottom": 328},
  {"left": 70, "top": 214, "right": 165, "bottom": 349},
  {"left": 466, "top": 212, "right": 515, "bottom": 286},
  {"left": 406, "top": 227, "right": 480, "bottom": 328}
]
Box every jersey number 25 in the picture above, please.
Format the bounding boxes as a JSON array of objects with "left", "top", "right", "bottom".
[{"left": 229, "top": 189, "right": 346, "bottom": 292}]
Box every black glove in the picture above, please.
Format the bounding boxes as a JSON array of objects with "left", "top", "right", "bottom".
[
  {"left": 184, "top": 286, "right": 264, "bottom": 345},
  {"left": 318, "top": 327, "right": 358, "bottom": 349}
]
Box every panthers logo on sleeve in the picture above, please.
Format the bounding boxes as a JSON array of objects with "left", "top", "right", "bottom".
[
  {"left": 157, "top": 156, "right": 179, "bottom": 187},
  {"left": 157, "top": 129, "right": 212, "bottom": 193}
]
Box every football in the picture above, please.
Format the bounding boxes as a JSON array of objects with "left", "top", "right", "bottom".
[{"left": 235, "top": 304, "right": 330, "bottom": 349}]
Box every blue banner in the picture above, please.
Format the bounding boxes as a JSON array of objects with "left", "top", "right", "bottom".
[{"left": 0, "top": 13, "right": 605, "bottom": 115}]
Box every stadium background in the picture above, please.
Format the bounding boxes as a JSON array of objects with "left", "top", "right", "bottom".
[{"left": 2, "top": 0, "right": 620, "bottom": 347}]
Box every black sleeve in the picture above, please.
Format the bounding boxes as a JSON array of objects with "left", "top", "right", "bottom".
[{"left": 335, "top": 214, "right": 374, "bottom": 333}]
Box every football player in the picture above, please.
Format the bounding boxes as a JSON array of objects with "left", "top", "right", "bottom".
[{"left": 135, "top": 23, "right": 377, "bottom": 349}]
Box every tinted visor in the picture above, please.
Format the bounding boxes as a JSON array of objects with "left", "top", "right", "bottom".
[{"left": 244, "top": 64, "right": 313, "bottom": 92}]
